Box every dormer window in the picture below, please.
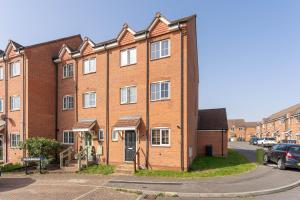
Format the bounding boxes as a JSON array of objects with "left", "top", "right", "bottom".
[
  {"left": 10, "top": 61, "right": 20, "bottom": 77},
  {"left": 63, "top": 63, "right": 74, "bottom": 78},
  {"left": 0, "top": 67, "right": 4, "bottom": 80},
  {"left": 83, "top": 58, "right": 96, "bottom": 74},
  {"left": 120, "top": 48, "right": 136, "bottom": 66},
  {"left": 150, "top": 39, "right": 170, "bottom": 60}
]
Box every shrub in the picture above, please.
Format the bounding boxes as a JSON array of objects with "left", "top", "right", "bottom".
[{"left": 256, "top": 148, "right": 265, "bottom": 165}]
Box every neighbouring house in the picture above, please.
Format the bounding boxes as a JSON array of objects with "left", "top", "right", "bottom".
[
  {"left": 197, "top": 108, "right": 228, "bottom": 156},
  {"left": 256, "top": 103, "right": 300, "bottom": 143},
  {"left": 0, "top": 36, "right": 83, "bottom": 163},
  {"left": 228, "top": 119, "right": 257, "bottom": 142}
]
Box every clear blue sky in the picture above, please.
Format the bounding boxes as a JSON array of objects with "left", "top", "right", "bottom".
[{"left": 1, "top": 0, "right": 300, "bottom": 121}]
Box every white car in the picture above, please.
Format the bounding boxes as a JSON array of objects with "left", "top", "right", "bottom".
[{"left": 257, "top": 138, "right": 277, "bottom": 147}]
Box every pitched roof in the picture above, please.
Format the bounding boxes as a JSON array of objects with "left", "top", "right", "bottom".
[
  {"left": 245, "top": 122, "right": 257, "bottom": 128},
  {"left": 228, "top": 119, "right": 245, "bottom": 128},
  {"left": 113, "top": 116, "right": 141, "bottom": 128},
  {"left": 197, "top": 108, "right": 228, "bottom": 130},
  {"left": 265, "top": 103, "right": 300, "bottom": 122},
  {"left": 11, "top": 40, "right": 24, "bottom": 50}
]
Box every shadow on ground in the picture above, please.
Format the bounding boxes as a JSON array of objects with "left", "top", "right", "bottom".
[{"left": 0, "top": 177, "right": 35, "bottom": 192}]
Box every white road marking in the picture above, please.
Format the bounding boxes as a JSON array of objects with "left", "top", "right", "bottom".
[{"left": 71, "top": 187, "right": 99, "bottom": 200}]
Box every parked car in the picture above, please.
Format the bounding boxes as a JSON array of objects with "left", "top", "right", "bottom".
[
  {"left": 264, "top": 144, "right": 300, "bottom": 170},
  {"left": 255, "top": 138, "right": 263, "bottom": 145},
  {"left": 249, "top": 137, "right": 258, "bottom": 145},
  {"left": 257, "top": 138, "right": 277, "bottom": 147},
  {"left": 280, "top": 140, "right": 297, "bottom": 144}
]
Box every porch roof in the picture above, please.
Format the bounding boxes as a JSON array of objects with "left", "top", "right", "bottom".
[
  {"left": 113, "top": 116, "right": 141, "bottom": 131},
  {"left": 72, "top": 120, "right": 96, "bottom": 132}
]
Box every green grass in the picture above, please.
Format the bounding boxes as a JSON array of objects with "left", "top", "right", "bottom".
[
  {"left": 135, "top": 149, "right": 256, "bottom": 178},
  {"left": 79, "top": 164, "right": 115, "bottom": 175},
  {"left": 0, "top": 163, "right": 23, "bottom": 172}
]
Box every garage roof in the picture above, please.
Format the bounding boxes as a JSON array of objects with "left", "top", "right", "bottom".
[{"left": 197, "top": 108, "right": 228, "bottom": 130}]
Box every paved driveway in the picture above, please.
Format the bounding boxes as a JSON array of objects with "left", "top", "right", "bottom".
[{"left": 0, "top": 174, "right": 138, "bottom": 200}]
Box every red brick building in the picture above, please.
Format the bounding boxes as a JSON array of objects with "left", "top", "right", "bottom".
[{"left": 228, "top": 119, "right": 257, "bottom": 142}]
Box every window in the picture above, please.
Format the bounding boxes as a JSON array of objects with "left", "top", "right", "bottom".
[
  {"left": 83, "top": 92, "right": 96, "bottom": 108},
  {"left": 150, "top": 81, "right": 170, "bottom": 101},
  {"left": 63, "top": 131, "right": 74, "bottom": 144},
  {"left": 230, "top": 128, "right": 234, "bottom": 131},
  {"left": 0, "top": 67, "right": 4, "bottom": 80},
  {"left": 63, "top": 95, "right": 74, "bottom": 110},
  {"left": 239, "top": 127, "right": 244, "bottom": 131},
  {"left": 150, "top": 39, "right": 170, "bottom": 60},
  {"left": 297, "top": 115, "right": 300, "bottom": 123},
  {"left": 120, "top": 48, "right": 137, "bottom": 66},
  {"left": 279, "top": 118, "right": 285, "bottom": 124},
  {"left": 10, "top": 133, "right": 20, "bottom": 147},
  {"left": 10, "top": 95, "right": 20, "bottom": 111},
  {"left": 98, "top": 129, "right": 104, "bottom": 141},
  {"left": 151, "top": 128, "right": 170, "bottom": 146},
  {"left": 10, "top": 62, "right": 20, "bottom": 77},
  {"left": 0, "top": 98, "right": 3, "bottom": 112},
  {"left": 83, "top": 58, "right": 96, "bottom": 74},
  {"left": 63, "top": 63, "right": 73, "bottom": 78},
  {"left": 120, "top": 86, "right": 137, "bottom": 104},
  {"left": 112, "top": 130, "right": 118, "bottom": 141}
]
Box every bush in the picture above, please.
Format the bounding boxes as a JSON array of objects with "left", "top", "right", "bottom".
[
  {"left": 256, "top": 148, "right": 265, "bottom": 165},
  {"left": 0, "top": 163, "right": 23, "bottom": 172}
]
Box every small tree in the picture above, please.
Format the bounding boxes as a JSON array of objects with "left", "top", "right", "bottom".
[{"left": 21, "top": 137, "right": 61, "bottom": 159}]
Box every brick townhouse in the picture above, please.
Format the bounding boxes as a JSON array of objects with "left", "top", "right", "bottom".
[
  {"left": 53, "top": 12, "right": 199, "bottom": 171},
  {"left": 256, "top": 103, "right": 300, "bottom": 143},
  {"left": 0, "top": 35, "right": 83, "bottom": 163},
  {"left": 228, "top": 119, "right": 257, "bottom": 142}
]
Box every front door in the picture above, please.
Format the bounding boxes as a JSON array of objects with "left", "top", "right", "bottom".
[
  {"left": 84, "top": 132, "right": 93, "bottom": 161},
  {"left": 125, "top": 131, "right": 136, "bottom": 162}
]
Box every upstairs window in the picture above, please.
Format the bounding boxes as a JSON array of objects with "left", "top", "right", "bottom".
[
  {"left": 0, "top": 67, "right": 4, "bottom": 80},
  {"left": 121, "top": 48, "right": 137, "bottom": 66},
  {"left": 83, "top": 58, "right": 96, "bottom": 74},
  {"left": 63, "top": 131, "right": 74, "bottom": 144},
  {"left": 150, "top": 39, "right": 170, "bottom": 60},
  {"left": 83, "top": 92, "right": 96, "bottom": 108},
  {"left": 120, "top": 86, "right": 137, "bottom": 104},
  {"left": 10, "top": 95, "right": 20, "bottom": 111},
  {"left": 0, "top": 98, "right": 3, "bottom": 112},
  {"left": 151, "top": 81, "right": 170, "bottom": 101},
  {"left": 63, "top": 63, "right": 74, "bottom": 78},
  {"left": 10, "top": 61, "right": 20, "bottom": 77},
  {"left": 10, "top": 133, "right": 21, "bottom": 147},
  {"left": 63, "top": 95, "right": 74, "bottom": 110},
  {"left": 297, "top": 115, "right": 300, "bottom": 123}
]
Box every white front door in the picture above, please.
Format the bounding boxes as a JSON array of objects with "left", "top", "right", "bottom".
[{"left": 84, "top": 132, "right": 93, "bottom": 161}]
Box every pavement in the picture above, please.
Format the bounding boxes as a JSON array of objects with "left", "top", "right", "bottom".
[{"left": 0, "top": 142, "right": 299, "bottom": 200}]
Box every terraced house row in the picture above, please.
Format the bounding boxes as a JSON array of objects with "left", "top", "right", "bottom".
[
  {"left": 227, "top": 119, "right": 257, "bottom": 142},
  {"left": 256, "top": 103, "right": 300, "bottom": 143},
  {"left": 0, "top": 13, "right": 201, "bottom": 171}
]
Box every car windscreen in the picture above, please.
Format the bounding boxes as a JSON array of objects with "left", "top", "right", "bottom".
[
  {"left": 268, "top": 138, "right": 276, "bottom": 140},
  {"left": 288, "top": 146, "right": 300, "bottom": 154}
]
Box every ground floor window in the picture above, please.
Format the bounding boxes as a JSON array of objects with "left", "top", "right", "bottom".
[
  {"left": 98, "top": 129, "right": 104, "bottom": 141},
  {"left": 63, "top": 131, "right": 74, "bottom": 144},
  {"left": 151, "top": 128, "right": 170, "bottom": 146},
  {"left": 10, "top": 133, "right": 20, "bottom": 147}
]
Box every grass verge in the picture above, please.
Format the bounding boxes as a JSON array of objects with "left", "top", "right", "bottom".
[
  {"left": 135, "top": 149, "right": 256, "bottom": 178},
  {"left": 0, "top": 163, "right": 24, "bottom": 172},
  {"left": 79, "top": 164, "right": 115, "bottom": 175}
]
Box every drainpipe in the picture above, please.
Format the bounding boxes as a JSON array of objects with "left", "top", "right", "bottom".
[
  {"left": 221, "top": 129, "right": 224, "bottom": 156},
  {"left": 179, "top": 23, "right": 184, "bottom": 171},
  {"left": 3, "top": 54, "right": 8, "bottom": 163},
  {"left": 54, "top": 61, "right": 58, "bottom": 141},
  {"left": 105, "top": 45, "right": 110, "bottom": 165},
  {"left": 75, "top": 58, "right": 79, "bottom": 151},
  {"left": 21, "top": 52, "right": 26, "bottom": 159},
  {"left": 145, "top": 31, "right": 149, "bottom": 169}
]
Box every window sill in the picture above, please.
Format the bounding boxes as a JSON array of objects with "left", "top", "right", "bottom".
[
  {"left": 150, "top": 55, "right": 170, "bottom": 61},
  {"left": 10, "top": 74, "right": 21, "bottom": 78},
  {"left": 82, "top": 106, "right": 96, "bottom": 109},
  {"left": 120, "top": 102, "right": 137, "bottom": 105},
  {"left": 62, "top": 108, "right": 74, "bottom": 111},
  {"left": 62, "top": 76, "right": 74, "bottom": 80},
  {"left": 150, "top": 98, "right": 171, "bottom": 102},
  {"left": 62, "top": 143, "right": 74, "bottom": 145},
  {"left": 112, "top": 140, "right": 118, "bottom": 142},
  {"left": 10, "top": 109, "right": 20, "bottom": 112},
  {"left": 83, "top": 71, "right": 96, "bottom": 75},
  {"left": 120, "top": 63, "right": 137, "bottom": 68},
  {"left": 151, "top": 145, "right": 171, "bottom": 148}
]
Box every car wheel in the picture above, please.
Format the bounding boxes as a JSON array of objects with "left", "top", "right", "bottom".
[
  {"left": 263, "top": 154, "right": 269, "bottom": 164},
  {"left": 277, "top": 159, "right": 286, "bottom": 170}
]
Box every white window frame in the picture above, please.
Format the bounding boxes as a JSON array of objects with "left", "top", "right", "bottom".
[
  {"left": 0, "top": 98, "right": 3, "bottom": 112},
  {"left": 151, "top": 128, "right": 170, "bottom": 147},
  {"left": 150, "top": 81, "right": 170, "bottom": 101},
  {"left": 120, "top": 86, "right": 137, "bottom": 104},
  {"left": 112, "top": 130, "right": 118, "bottom": 141},
  {"left": 0, "top": 67, "right": 4, "bottom": 80},
  {"left": 83, "top": 92, "right": 96, "bottom": 108},
  {"left": 63, "top": 63, "right": 74, "bottom": 78},
  {"left": 150, "top": 39, "right": 170, "bottom": 60},
  {"left": 10, "top": 133, "right": 21, "bottom": 148},
  {"left": 10, "top": 61, "right": 21, "bottom": 77},
  {"left": 83, "top": 57, "right": 96, "bottom": 74},
  {"left": 63, "top": 95, "right": 74, "bottom": 110},
  {"left": 296, "top": 115, "right": 300, "bottom": 123},
  {"left": 120, "top": 47, "right": 137, "bottom": 66},
  {"left": 63, "top": 131, "right": 74, "bottom": 144},
  {"left": 10, "top": 95, "right": 20, "bottom": 111},
  {"left": 98, "top": 129, "right": 104, "bottom": 141}
]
